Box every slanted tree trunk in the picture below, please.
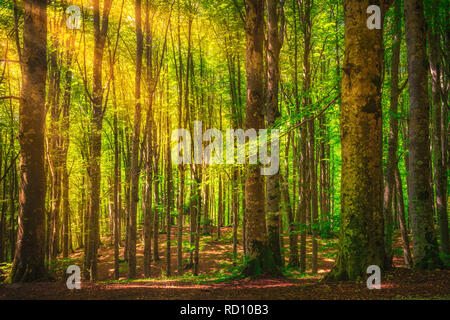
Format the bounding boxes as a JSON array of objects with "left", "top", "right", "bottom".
[
  {"left": 9, "top": 0, "right": 48, "bottom": 283},
  {"left": 404, "top": 0, "right": 442, "bottom": 269}
]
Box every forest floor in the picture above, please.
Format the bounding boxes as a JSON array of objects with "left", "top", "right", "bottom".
[{"left": 0, "top": 227, "right": 449, "bottom": 300}]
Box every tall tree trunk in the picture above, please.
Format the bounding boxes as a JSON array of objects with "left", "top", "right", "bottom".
[
  {"left": 319, "top": 114, "right": 330, "bottom": 238},
  {"left": 153, "top": 149, "right": 160, "bottom": 262},
  {"left": 243, "top": 0, "right": 280, "bottom": 277},
  {"left": 9, "top": 0, "right": 48, "bottom": 282},
  {"left": 266, "top": 0, "right": 284, "bottom": 268},
  {"left": 0, "top": 147, "right": 6, "bottom": 263},
  {"left": 428, "top": 0, "right": 449, "bottom": 256},
  {"left": 142, "top": 0, "right": 154, "bottom": 279},
  {"left": 383, "top": 0, "right": 402, "bottom": 267},
  {"left": 128, "top": 0, "right": 144, "bottom": 279},
  {"left": 47, "top": 36, "right": 61, "bottom": 262},
  {"left": 300, "top": 0, "right": 319, "bottom": 274},
  {"left": 166, "top": 113, "right": 173, "bottom": 277},
  {"left": 282, "top": 133, "right": 299, "bottom": 267},
  {"left": 61, "top": 58, "right": 73, "bottom": 259},
  {"left": 111, "top": 48, "right": 121, "bottom": 280},
  {"left": 298, "top": 130, "right": 307, "bottom": 273},
  {"left": 327, "top": 0, "right": 391, "bottom": 281},
  {"left": 404, "top": 0, "right": 442, "bottom": 269},
  {"left": 395, "top": 166, "right": 413, "bottom": 267},
  {"left": 309, "top": 118, "right": 318, "bottom": 273}
]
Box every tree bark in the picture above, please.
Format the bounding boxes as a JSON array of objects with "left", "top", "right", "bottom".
[
  {"left": 327, "top": 0, "right": 390, "bottom": 281},
  {"left": 9, "top": 0, "right": 48, "bottom": 282},
  {"left": 243, "top": 0, "right": 280, "bottom": 278},
  {"left": 383, "top": 0, "right": 402, "bottom": 267},
  {"left": 404, "top": 0, "right": 442, "bottom": 269},
  {"left": 428, "top": 0, "right": 449, "bottom": 256},
  {"left": 87, "top": 0, "right": 112, "bottom": 281}
]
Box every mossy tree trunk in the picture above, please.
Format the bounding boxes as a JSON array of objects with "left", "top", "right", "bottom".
[{"left": 327, "top": 0, "right": 393, "bottom": 281}]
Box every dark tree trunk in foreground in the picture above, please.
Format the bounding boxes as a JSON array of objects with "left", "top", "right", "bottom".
[
  {"left": 9, "top": 0, "right": 48, "bottom": 283},
  {"left": 243, "top": 0, "right": 280, "bottom": 278},
  {"left": 404, "top": 0, "right": 442, "bottom": 269},
  {"left": 327, "top": 0, "right": 392, "bottom": 281}
]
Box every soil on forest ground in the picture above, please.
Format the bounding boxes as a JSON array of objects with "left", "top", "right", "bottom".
[{"left": 0, "top": 227, "right": 449, "bottom": 300}]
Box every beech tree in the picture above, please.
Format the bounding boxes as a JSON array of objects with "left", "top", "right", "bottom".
[
  {"left": 9, "top": 0, "right": 48, "bottom": 283},
  {"left": 327, "top": 0, "right": 393, "bottom": 281},
  {"left": 243, "top": 0, "right": 280, "bottom": 277},
  {"left": 404, "top": 0, "right": 442, "bottom": 269}
]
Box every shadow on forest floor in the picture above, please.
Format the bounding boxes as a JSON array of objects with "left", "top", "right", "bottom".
[{"left": 0, "top": 227, "right": 449, "bottom": 299}]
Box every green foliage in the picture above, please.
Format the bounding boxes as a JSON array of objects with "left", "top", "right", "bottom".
[
  {"left": 48, "top": 257, "right": 82, "bottom": 277},
  {"left": 0, "top": 262, "right": 12, "bottom": 282}
]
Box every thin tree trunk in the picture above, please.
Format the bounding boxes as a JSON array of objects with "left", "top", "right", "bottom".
[
  {"left": 266, "top": 0, "right": 284, "bottom": 268},
  {"left": 87, "top": 0, "right": 112, "bottom": 281},
  {"left": 166, "top": 113, "right": 173, "bottom": 277},
  {"left": 395, "top": 166, "right": 413, "bottom": 267},
  {"left": 127, "top": 0, "right": 144, "bottom": 279},
  {"left": 383, "top": 0, "right": 402, "bottom": 267},
  {"left": 428, "top": 0, "right": 449, "bottom": 256}
]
